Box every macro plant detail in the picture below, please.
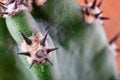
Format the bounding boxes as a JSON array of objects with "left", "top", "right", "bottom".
[
  {"left": 0, "top": 0, "right": 47, "bottom": 17},
  {"left": 17, "top": 31, "right": 58, "bottom": 68},
  {"left": 0, "top": 0, "right": 32, "bottom": 17},
  {"left": 82, "top": 0, "right": 109, "bottom": 24},
  {"left": 0, "top": 0, "right": 119, "bottom": 80}
]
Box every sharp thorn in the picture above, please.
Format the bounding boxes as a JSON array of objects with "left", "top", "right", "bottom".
[
  {"left": 0, "top": 2, "right": 5, "bottom": 5},
  {"left": 14, "top": 0, "right": 18, "bottom": 9},
  {"left": 40, "top": 31, "right": 49, "bottom": 46},
  {"left": 46, "top": 47, "right": 58, "bottom": 54},
  {"left": 17, "top": 52, "right": 31, "bottom": 57},
  {"left": 95, "top": 11, "right": 103, "bottom": 18},
  {"left": 84, "top": 0, "right": 88, "bottom": 4},
  {"left": 97, "top": 0, "right": 103, "bottom": 8},
  {"left": 45, "top": 58, "right": 53, "bottom": 65},
  {"left": 19, "top": 31, "right": 32, "bottom": 45},
  {"left": 9, "top": 0, "right": 15, "bottom": 4},
  {"left": 29, "top": 60, "right": 37, "bottom": 69},
  {"left": 45, "top": 25, "right": 49, "bottom": 31},
  {"left": 0, "top": 4, "right": 7, "bottom": 10},
  {"left": 0, "top": 12, "right": 9, "bottom": 14},
  {"left": 91, "top": 0, "right": 97, "bottom": 9},
  {"left": 109, "top": 33, "right": 120, "bottom": 44},
  {"left": 99, "top": 17, "right": 110, "bottom": 20},
  {"left": 85, "top": 8, "right": 90, "bottom": 15}
]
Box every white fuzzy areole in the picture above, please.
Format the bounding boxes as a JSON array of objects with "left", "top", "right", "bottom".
[
  {"left": 84, "top": 15, "right": 95, "bottom": 24},
  {"left": 82, "top": 3, "right": 103, "bottom": 24},
  {"left": 20, "top": 33, "right": 50, "bottom": 64},
  {"left": 1, "top": 0, "right": 32, "bottom": 18},
  {"left": 109, "top": 43, "right": 117, "bottom": 56}
]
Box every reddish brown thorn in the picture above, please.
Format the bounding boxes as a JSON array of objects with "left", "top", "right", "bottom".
[
  {"left": 0, "top": 12, "right": 9, "bottom": 14},
  {"left": 95, "top": 11, "right": 103, "bottom": 18},
  {"left": 46, "top": 47, "right": 58, "bottom": 54},
  {"left": 20, "top": 31, "right": 32, "bottom": 45},
  {"left": 91, "top": 0, "right": 97, "bottom": 9},
  {"left": 45, "top": 25, "right": 50, "bottom": 31},
  {"left": 97, "top": 0, "right": 103, "bottom": 8},
  {"left": 36, "top": 50, "right": 46, "bottom": 58},
  {"left": 116, "top": 49, "right": 120, "bottom": 52},
  {"left": 17, "top": 52, "right": 31, "bottom": 57},
  {"left": 0, "top": 2, "right": 5, "bottom": 5},
  {"left": 85, "top": 8, "right": 90, "bottom": 15},
  {"left": 29, "top": 60, "right": 37, "bottom": 69},
  {"left": 99, "top": 17, "right": 110, "bottom": 20},
  {"left": 45, "top": 58, "right": 53, "bottom": 65},
  {"left": 0, "top": 3, "right": 7, "bottom": 10},
  {"left": 14, "top": 0, "right": 18, "bottom": 9},
  {"left": 40, "top": 31, "right": 49, "bottom": 46},
  {"left": 9, "top": 0, "right": 15, "bottom": 4},
  {"left": 84, "top": 0, "right": 88, "bottom": 4},
  {"left": 109, "top": 33, "right": 120, "bottom": 44}
]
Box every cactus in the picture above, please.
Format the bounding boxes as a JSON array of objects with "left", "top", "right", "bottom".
[
  {"left": 6, "top": 11, "right": 55, "bottom": 80},
  {"left": 0, "top": 19, "right": 34, "bottom": 80},
  {"left": 0, "top": 0, "right": 118, "bottom": 80},
  {"left": 36, "top": 0, "right": 119, "bottom": 80}
]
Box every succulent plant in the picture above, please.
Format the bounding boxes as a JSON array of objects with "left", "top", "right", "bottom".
[{"left": 0, "top": 0, "right": 119, "bottom": 80}]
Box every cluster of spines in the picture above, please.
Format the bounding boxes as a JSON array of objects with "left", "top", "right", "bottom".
[
  {"left": 82, "top": 0, "right": 109, "bottom": 24},
  {"left": 0, "top": 0, "right": 47, "bottom": 17},
  {"left": 0, "top": 0, "right": 32, "bottom": 17},
  {"left": 17, "top": 31, "right": 58, "bottom": 69}
]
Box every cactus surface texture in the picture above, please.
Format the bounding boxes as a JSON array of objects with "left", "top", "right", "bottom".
[{"left": 0, "top": 0, "right": 118, "bottom": 80}]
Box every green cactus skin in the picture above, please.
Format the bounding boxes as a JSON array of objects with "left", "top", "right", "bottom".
[
  {"left": 5, "top": 0, "right": 118, "bottom": 80},
  {"left": 0, "top": 19, "right": 18, "bottom": 80},
  {"left": 6, "top": 11, "right": 54, "bottom": 80},
  {"left": 35, "top": 0, "right": 118, "bottom": 80},
  {"left": 0, "top": 18, "right": 32, "bottom": 80}
]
